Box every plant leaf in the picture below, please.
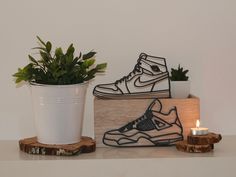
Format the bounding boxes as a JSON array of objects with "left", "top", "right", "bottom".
[
  {"left": 170, "top": 64, "right": 189, "bottom": 81},
  {"left": 13, "top": 38, "right": 107, "bottom": 85},
  {"left": 66, "top": 44, "right": 75, "bottom": 55},
  {"left": 28, "top": 55, "right": 38, "bottom": 64},
  {"left": 40, "top": 51, "right": 49, "bottom": 62},
  {"left": 36, "top": 36, "right": 46, "bottom": 46},
  {"left": 32, "top": 47, "right": 47, "bottom": 52},
  {"left": 46, "top": 41, "right": 52, "bottom": 53},
  {"left": 15, "top": 77, "right": 23, "bottom": 83},
  {"left": 83, "top": 51, "right": 96, "bottom": 60},
  {"left": 55, "top": 47, "right": 63, "bottom": 58},
  {"left": 83, "top": 59, "right": 95, "bottom": 68},
  {"left": 96, "top": 63, "right": 107, "bottom": 71}
]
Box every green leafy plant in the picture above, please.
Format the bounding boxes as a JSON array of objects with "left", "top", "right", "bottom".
[
  {"left": 170, "top": 64, "right": 189, "bottom": 81},
  {"left": 13, "top": 36, "right": 107, "bottom": 85}
]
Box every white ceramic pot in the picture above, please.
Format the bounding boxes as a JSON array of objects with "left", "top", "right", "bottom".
[
  {"left": 30, "top": 82, "right": 88, "bottom": 144},
  {"left": 171, "top": 81, "right": 190, "bottom": 99}
]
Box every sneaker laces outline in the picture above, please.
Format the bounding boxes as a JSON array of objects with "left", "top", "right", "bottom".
[
  {"left": 119, "top": 110, "right": 153, "bottom": 132},
  {"left": 115, "top": 60, "right": 142, "bottom": 84}
]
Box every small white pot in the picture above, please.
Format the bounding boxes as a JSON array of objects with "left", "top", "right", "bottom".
[
  {"left": 171, "top": 81, "right": 190, "bottom": 99},
  {"left": 30, "top": 82, "right": 88, "bottom": 145}
]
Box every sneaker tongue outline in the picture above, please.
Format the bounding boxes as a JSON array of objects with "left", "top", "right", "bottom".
[
  {"left": 148, "top": 99, "right": 162, "bottom": 112},
  {"left": 139, "top": 58, "right": 167, "bottom": 75}
]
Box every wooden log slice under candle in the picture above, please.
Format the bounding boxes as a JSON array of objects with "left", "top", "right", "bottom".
[
  {"left": 19, "top": 136, "right": 96, "bottom": 156},
  {"left": 187, "top": 133, "right": 222, "bottom": 145},
  {"left": 176, "top": 141, "right": 214, "bottom": 153}
]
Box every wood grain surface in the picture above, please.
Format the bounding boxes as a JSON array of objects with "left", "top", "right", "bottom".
[
  {"left": 94, "top": 95, "right": 200, "bottom": 147},
  {"left": 187, "top": 133, "right": 222, "bottom": 145},
  {"left": 19, "top": 136, "right": 96, "bottom": 156},
  {"left": 176, "top": 132, "right": 222, "bottom": 153},
  {"left": 176, "top": 140, "right": 214, "bottom": 153}
]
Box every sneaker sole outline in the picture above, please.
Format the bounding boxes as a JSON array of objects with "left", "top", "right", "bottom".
[{"left": 93, "top": 89, "right": 171, "bottom": 99}]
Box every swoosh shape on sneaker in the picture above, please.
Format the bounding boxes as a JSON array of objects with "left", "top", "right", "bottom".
[{"left": 134, "top": 73, "right": 169, "bottom": 87}]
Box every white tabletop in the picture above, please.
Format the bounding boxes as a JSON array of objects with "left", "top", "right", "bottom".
[{"left": 0, "top": 135, "right": 235, "bottom": 177}]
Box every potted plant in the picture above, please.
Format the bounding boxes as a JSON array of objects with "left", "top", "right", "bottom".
[
  {"left": 170, "top": 64, "right": 190, "bottom": 98},
  {"left": 13, "top": 36, "right": 107, "bottom": 144}
]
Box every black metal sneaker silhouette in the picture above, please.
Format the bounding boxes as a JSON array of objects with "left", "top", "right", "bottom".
[
  {"left": 103, "top": 99, "right": 183, "bottom": 147},
  {"left": 93, "top": 53, "right": 171, "bottom": 99}
]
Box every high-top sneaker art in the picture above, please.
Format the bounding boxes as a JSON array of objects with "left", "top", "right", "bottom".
[
  {"left": 103, "top": 99, "right": 183, "bottom": 147},
  {"left": 93, "top": 53, "right": 171, "bottom": 99}
]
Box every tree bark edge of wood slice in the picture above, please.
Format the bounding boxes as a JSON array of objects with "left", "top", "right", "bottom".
[
  {"left": 176, "top": 141, "right": 213, "bottom": 153},
  {"left": 19, "top": 136, "right": 96, "bottom": 156},
  {"left": 187, "top": 133, "right": 222, "bottom": 145}
]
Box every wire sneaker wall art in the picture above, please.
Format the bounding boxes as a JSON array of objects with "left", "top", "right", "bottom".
[
  {"left": 93, "top": 53, "right": 171, "bottom": 99},
  {"left": 103, "top": 99, "right": 183, "bottom": 147}
]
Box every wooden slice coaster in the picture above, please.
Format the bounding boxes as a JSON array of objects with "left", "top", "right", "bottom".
[
  {"left": 19, "top": 136, "right": 96, "bottom": 156},
  {"left": 187, "top": 133, "right": 222, "bottom": 145},
  {"left": 176, "top": 141, "right": 213, "bottom": 153}
]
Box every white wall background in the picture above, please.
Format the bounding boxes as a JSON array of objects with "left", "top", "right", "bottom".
[{"left": 0, "top": 0, "right": 235, "bottom": 140}]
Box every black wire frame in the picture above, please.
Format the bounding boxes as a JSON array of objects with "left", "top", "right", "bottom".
[
  {"left": 93, "top": 53, "right": 171, "bottom": 99},
  {"left": 102, "top": 98, "right": 183, "bottom": 147}
]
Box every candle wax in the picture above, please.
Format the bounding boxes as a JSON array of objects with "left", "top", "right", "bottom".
[{"left": 191, "top": 127, "right": 208, "bottom": 136}]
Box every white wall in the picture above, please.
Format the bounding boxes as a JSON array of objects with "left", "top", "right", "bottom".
[{"left": 0, "top": 0, "right": 236, "bottom": 140}]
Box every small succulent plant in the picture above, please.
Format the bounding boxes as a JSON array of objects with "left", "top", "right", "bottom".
[
  {"left": 170, "top": 64, "right": 189, "bottom": 81},
  {"left": 13, "top": 36, "right": 107, "bottom": 85}
]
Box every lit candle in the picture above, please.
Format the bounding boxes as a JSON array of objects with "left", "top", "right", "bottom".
[{"left": 191, "top": 120, "right": 208, "bottom": 135}]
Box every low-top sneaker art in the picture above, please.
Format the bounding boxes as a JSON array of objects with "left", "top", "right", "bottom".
[
  {"left": 93, "top": 53, "right": 171, "bottom": 99},
  {"left": 103, "top": 99, "right": 183, "bottom": 147}
]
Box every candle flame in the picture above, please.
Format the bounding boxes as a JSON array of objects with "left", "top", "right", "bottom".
[{"left": 196, "top": 120, "right": 200, "bottom": 128}]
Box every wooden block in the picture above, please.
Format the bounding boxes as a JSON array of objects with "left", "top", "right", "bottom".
[
  {"left": 19, "top": 136, "right": 96, "bottom": 156},
  {"left": 94, "top": 95, "right": 200, "bottom": 147},
  {"left": 176, "top": 141, "right": 213, "bottom": 153},
  {"left": 187, "top": 133, "right": 222, "bottom": 145}
]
